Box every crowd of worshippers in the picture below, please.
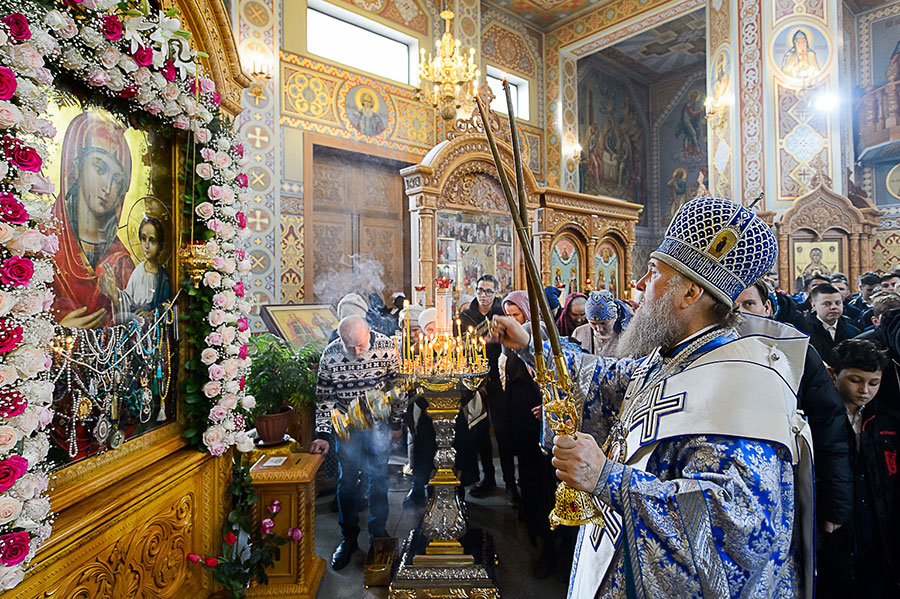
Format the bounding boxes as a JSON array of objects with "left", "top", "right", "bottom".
[{"left": 310, "top": 270, "right": 900, "bottom": 595}]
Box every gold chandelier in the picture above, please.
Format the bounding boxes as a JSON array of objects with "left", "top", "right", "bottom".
[{"left": 417, "top": 9, "right": 480, "bottom": 122}]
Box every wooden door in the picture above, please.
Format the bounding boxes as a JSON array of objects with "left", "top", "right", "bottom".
[{"left": 310, "top": 145, "right": 411, "bottom": 302}]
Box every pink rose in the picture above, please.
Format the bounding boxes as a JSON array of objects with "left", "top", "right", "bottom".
[
  {"left": 10, "top": 43, "right": 42, "bottom": 71},
  {"left": 260, "top": 518, "right": 274, "bottom": 535},
  {"left": 195, "top": 202, "right": 215, "bottom": 220},
  {"left": 0, "top": 531, "right": 30, "bottom": 566},
  {"left": 161, "top": 60, "right": 175, "bottom": 82},
  {"left": 194, "top": 128, "right": 210, "bottom": 144},
  {"left": 0, "top": 224, "right": 12, "bottom": 244},
  {"left": 5, "top": 141, "right": 41, "bottom": 173},
  {"left": 212, "top": 293, "right": 226, "bottom": 308},
  {"left": 0, "top": 427, "right": 16, "bottom": 452},
  {"left": 196, "top": 163, "right": 212, "bottom": 180},
  {"left": 208, "top": 442, "right": 227, "bottom": 456},
  {"left": 200, "top": 348, "right": 218, "bottom": 365},
  {"left": 208, "top": 363, "right": 225, "bottom": 380},
  {"left": 0, "top": 456, "right": 28, "bottom": 493},
  {"left": 203, "top": 271, "right": 222, "bottom": 288},
  {"left": 221, "top": 187, "right": 235, "bottom": 204},
  {"left": 0, "top": 68, "right": 14, "bottom": 101},
  {"left": 8, "top": 230, "right": 43, "bottom": 254},
  {"left": 205, "top": 332, "right": 223, "bottom": 346},
  {"left": 97, "top": 46, "right": 120, "bottom": 70},
  {"left": 0, "top": 497, "right": 22, "bottom": 526},
  {"left": 212, "top": 256, "right": 226, "bottom": 271},
  {"left": 209, "top": 309, "right": 226, "bottom": 326},
  {"left": 220, "top": 394, "right": 238, "bottom": 410},
  {"left": 101, "top": 15, "right": 123, "bottom": 40},
  {"left": 12, "top": 293, "right": 41, "bottom": 316},
  {"left": 200, "top": 148, "right": 215, "bottom": 162},
  {"left": 223, "top": 359, "right": 239, "bottom": 378},
  {"left": 207, "top": 185, "right": 223, "bottom": 200},
  {"left": 85, "top": 67, "right": 110, "bottom": 87},
  {"left": 267, "top": 500, "right": 281, "bottom": 514},
  {"left": 132, "top": 45, "right": 153, "bottom": 66},
  {"left": 237, "top": 317, "right": 249, "bottom": 332},
  {"left": 173, "top": 115, "right": 189, "bottom": 130},
  {"left": 30, "top": 173, "right": 54, "bottom": 196},
  {"left": 238, "top": 344, "right": 249, "bottom": 360},
  {"left": 235, "top": 173, "right": 248, "bottom": 188},
  {"left": 0, "top": 320, "right": 23, "bottom": 354},
  {"left": 41, "top": 233, "right": 58, "bottom": 254},
  {"left": 35, "top": 406, "right": 51, "bottom": 428},
  {"left": 220, "top": 326, "right": 236, "bottom": 345},
  {"left": 199, "top": 78, "right": 215, "bottom": 93},
  {"left": 202, "top": 381, "right": 221, "bottom": 398},
  {"left": 0, "top": 194, "right": 27, "bottom": 224},
  {"left": 218, "top": 223, "right": 235, "bottom": 240},
  {"left": 1, "top": 14, "right": 31, "bottom": 42},
  {"left": 0, "top": 102, "right": 21, "bottom": 128},
  {"left": 144, "top": 100, "right": 163, "bottom": 115},
  {"left": 214, "top": 152, "right": 231, "bottom": 168},
  {"left": 0, "top": 256, "right": 33, "bottom": 286},
  {"left": 233, "top": 281, "right": 245, "bottom": 297},
  {"left": 287, "top": 527, "right": 303, "bottom": 542},
  {"left": 208, "top": 405, "right": 227, "bottom": 422}
]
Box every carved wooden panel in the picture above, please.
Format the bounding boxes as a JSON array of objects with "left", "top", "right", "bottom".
[
  {"left": 311, "top": 212, "right": 353, "bottom": 293},
  {"left": 360, "top": 216, "right": 405, "bottom": 299},
  {"left": 9, "top": 450, "right": 226, "bottom": 599}
]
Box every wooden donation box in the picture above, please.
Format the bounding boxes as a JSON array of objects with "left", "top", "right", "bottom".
[{"left": 248, "top": 453, "right": 324, "bottom": 599}]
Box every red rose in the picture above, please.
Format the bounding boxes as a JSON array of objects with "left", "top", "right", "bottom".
[
  {"left": 0, "top": 67, "right": 15, "bottom": 101},
  {"left": 6, "top": 142, "right": 41, "bottom": 173},
  {"left": 101, "top": 15, "right": 123, "bottom": 41},
  {"left": 232, "top": 144, "right": 244, "bottom": 158},
  {"left": 0, "top": 531, "right": 30, "bottom": 567},
  {"left": 235, "top": 212, "right": 247, "bottom": 228},
  {"left": 203, "top": 557, "right": 218, "bottom": 568},
  {"left": 235, "top": 173, "right": 248, "bottom": 188},
  {"left": 223, "top": 531, "right": 236, "bottom": 545},
  {"left": 0, "top": 389, "right": 27, "bottom": 418},
  {"left": 211, "top": 92, "right": 222, "bottom": 106},
  {"left": 267, "top": 500, "right": 281, "bottom": 514},
  {"left": 0, "top": 320, "right": 23, "bottom": 354},
  {"left": 160, "top": 60, "right": 176, "bottom": 82},
  {"left": 117, "top": 86, "right": 137, "bottom": 99},
  {"left": 132, "top": 46, "right": 153, "bottom": 67},
  {"left": 233, "top": 281, "right": 245, "bottom": 297},
  {"left": 0, "top": 193, "right": 28, "bottom": 224},
  {"left": 186, "top": 553, "right": 201, "bottom": 563},
  {"left": 0, "top": 256, "right": 33, "bottom": 287},
  {"left": 0, "top": 455, "right": 28, "bottom": 493},
  {"left": 1, "top": 14, "right": 31, "bottom": 42}
]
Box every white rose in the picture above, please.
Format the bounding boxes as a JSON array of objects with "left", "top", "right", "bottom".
[
  {"left": 106, "top": 69, "right": 126, "bottom": 92},
  {"left": 241, "top": 395, "right": 256, "bottom": 410},
  {"left": 11, "top": 410, "right": 38, "bottom": 436},
  {"left": 200, "top": 348, "right": 218, "bottom": 365},
  {"left": 150, "top": 72, "right": 167, "bottom": 89},
  {"left": 21, "top": 434, "right": 49, "bottom": 465},
  {"left": 118, "top": 54, "right": 138, "bottom": 73},
  {"left": 31, "top": 31, "right": 58, "bottom": 57},
  {"left": 202, "top": 426, "right": 225, "bottom": 447},
  {"left": 0, "top": 565, "right": 24, "bottom": 590},
  {"left": 0, "top": 102, "right": 21, "bottom": 129},
  {"left": 13, "top": 474, "right": 42, "bottom": 500},
  {"left": 217, "top": 138, "right": 231, "bottom": 152},
  {"left": 43, "top": 10, "right": 66, "bottom": 31},
  {"left": 0, "top": 365, "right": 17, "bottom": 387},
  {"left": 224, "top": 380, "right": 240, "bottom": 394},
  {"left": 24, "top": 497, "right": 50, "bottom": 521},
  {"left": 79, "top": 27, "right": 103, "bottom": 48},
  {"left": 61, "top": 47, "right": 87, "bottom": 70},
  {"left": 235, "top": 432, "right": 254, "bottom": 453}
]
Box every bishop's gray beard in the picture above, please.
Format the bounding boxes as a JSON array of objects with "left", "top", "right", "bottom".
[{"left": 615, "top": 281, "right": 689, "bottom": 359}]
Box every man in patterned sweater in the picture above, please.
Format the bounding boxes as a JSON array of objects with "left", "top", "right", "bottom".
[{"left": 311, "top": 315, "right": 406, "bottom": 570}]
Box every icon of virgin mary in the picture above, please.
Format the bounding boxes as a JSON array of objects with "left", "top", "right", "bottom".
[{"left": 51, "top": 112, "right": 136, "bottom": 328}]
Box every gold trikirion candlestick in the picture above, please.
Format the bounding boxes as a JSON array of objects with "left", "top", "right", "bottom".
[{"left": 475, "top": 88, "right": 605, "bottom": 531}]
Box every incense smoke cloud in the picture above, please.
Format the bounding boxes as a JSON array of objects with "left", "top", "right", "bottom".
[{"left": 313, "top": 254, "right": 387, "bottom": 308}]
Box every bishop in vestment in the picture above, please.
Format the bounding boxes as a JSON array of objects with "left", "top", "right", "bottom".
[{"left": 493, "top": 197, "right": 813, "bottom": 599}]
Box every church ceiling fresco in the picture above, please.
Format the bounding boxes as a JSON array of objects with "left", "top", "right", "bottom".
[
  {"left": 483, "top": 0, "right": 615, "bottom": 28},
  {"left": 589, "top": 9, "right": 706, "bottom": 79}
]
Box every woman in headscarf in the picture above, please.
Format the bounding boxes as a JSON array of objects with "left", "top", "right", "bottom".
[
  {"left": 571, "top": 290, "right": 632, "bottom": 356},
  {"left": 501, "top": 291, "right": 558, "bottom": 577},
  {"left": 555, "top": 291, "right": 588, "bottom": 337},
  {"left": 52, "top": 111, "right": 135, "bottom": 328}
]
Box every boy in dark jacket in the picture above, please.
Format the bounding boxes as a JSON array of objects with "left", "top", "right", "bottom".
[
  {"left": 802, "top": 283, "right": 861, "bottom": 365},
  {"left": 819, "top": 339, "right": 900, "bottom": 599}
]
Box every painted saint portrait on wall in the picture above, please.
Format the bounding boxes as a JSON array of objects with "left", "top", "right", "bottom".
[
  {"left": 48, "top": 106, "right": 174, "bottom": 329},
  {"left": 773, "top": 26, "right": 828, "bottom": 82},
  {"left": 348, "top": 86, "right": 388, "bottom": 137},
  {"left": 712, "top": 50, "right": 730, "bottom": 101}
]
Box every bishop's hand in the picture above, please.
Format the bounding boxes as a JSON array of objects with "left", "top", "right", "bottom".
[
  {"left": 551, "top": 433, "right": 606, "bottom": 493},
  {"left": 490, "top": 315, "right": 529, "bottom": 350}
]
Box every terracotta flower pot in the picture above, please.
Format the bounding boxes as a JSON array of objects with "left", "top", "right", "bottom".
[{"left": 255, "top": 407, "right": 293, "bottom": 445}]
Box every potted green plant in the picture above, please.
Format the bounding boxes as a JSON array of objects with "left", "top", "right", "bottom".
[{"left": 245, "top": 335, "right": 320, "bottom": 445}]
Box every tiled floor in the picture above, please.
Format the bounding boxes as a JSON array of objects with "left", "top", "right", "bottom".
[{"left": 314, "top": 453, "right": 569, "bottom": 598}]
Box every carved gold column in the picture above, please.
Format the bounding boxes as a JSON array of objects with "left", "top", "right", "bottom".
[
  {"left": 849, "top": 233, "right": 861, "bottom": 287},
  {"left": 778, "top": 231, "right": 790, "bottom": 291},
  {"left": 418, "top": 209, "right": 436, "bottom": 305},
  {"left": 623, "top": 242, "right": 633, "bottom": 300}
]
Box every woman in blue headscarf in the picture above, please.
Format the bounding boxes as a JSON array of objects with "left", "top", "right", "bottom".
[{"left": 571, "top": 290, "right": 632, "bottom": 356}]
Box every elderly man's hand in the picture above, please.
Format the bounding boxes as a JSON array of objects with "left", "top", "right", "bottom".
[
  {"left": 310, "top": 439, "right": 330, "bottom": 455},
  {"left": 490, "top": 315, "right": 530, "bottom": 350},
  {"left": 551, "top": 434, "right": 606, "bottom": 493}
]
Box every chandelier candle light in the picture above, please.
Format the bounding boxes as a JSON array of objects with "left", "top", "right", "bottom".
[
  {"left": 474, "top": 86, "right": 607, "bottom": 530},
  {"left": 417, "top": 8, "right": 480, "bottom": 122}
]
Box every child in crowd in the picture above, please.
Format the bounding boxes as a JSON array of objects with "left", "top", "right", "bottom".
[{"left": 819, "top": 338, "right": 899, "bottom": 599}]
